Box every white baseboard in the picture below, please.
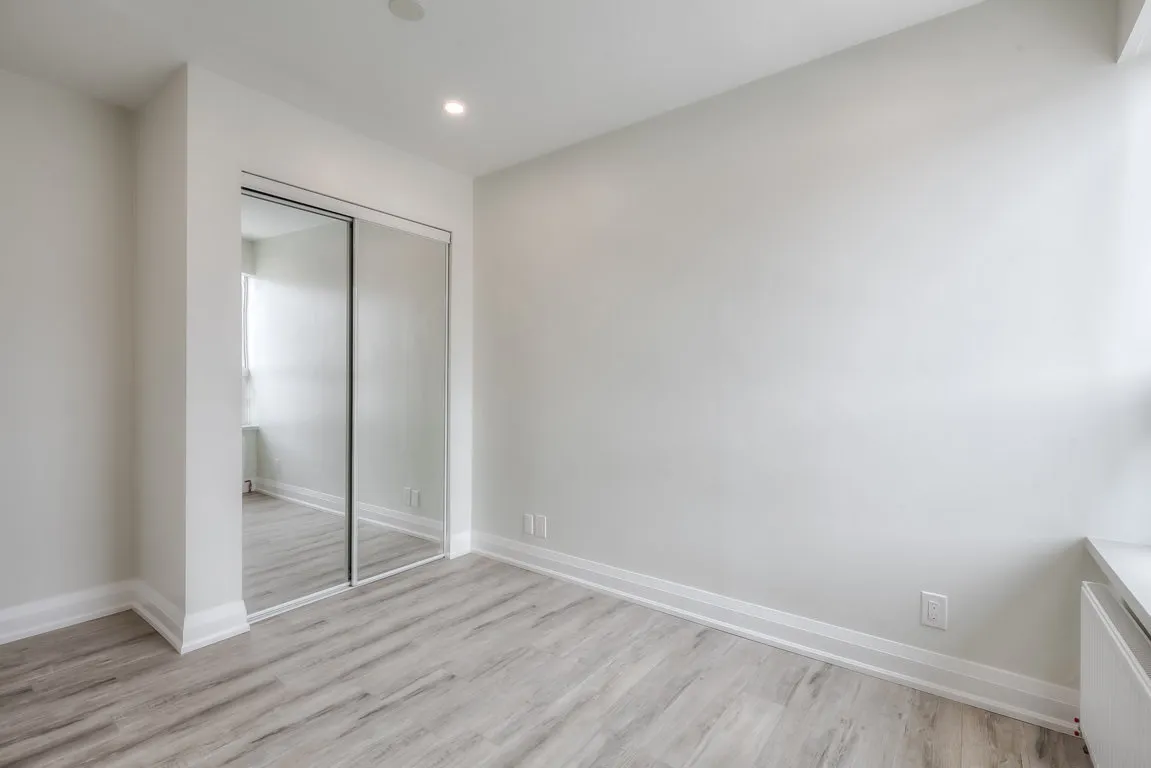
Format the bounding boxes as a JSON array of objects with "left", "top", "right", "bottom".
[
  {"left": 0, "top": 580, "right": 250, "bottom": 656},
  {"left": 253, "top": 478, "right": 343, "bottom": 515},
  {"left": 253, "top": 478, "right": 445, "bottom": 545},
  {"left": 130, "top": 581, "right": 249, "bottom": 654},
  {"left": 130, "top": 580, "right": 185, "bottom": 651},
  {"left": 357, "top": 501, "right": 442, "bottom": 543},
  {"left": 472, "top": 533, "right": 1079, "bottom": 735},
  {"left": 181, "top": 601, "right": 250, "bottom": 653},
  {"left": 0, "top": 581, "right": 136, "bottom": 647},
  {"left": 450, "top": 530, "right": 472, "bottom": 559}
]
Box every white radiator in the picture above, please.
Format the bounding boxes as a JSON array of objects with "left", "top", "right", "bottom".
[{"left": 1081, "top": 581, "right": 1151, "bottom": 767}]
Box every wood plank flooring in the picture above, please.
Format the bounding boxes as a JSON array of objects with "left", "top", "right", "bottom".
[
  {"left": 243, "top": 492, "right": 441, "bottom": 612},
  {"left": 0, "top": 555, "right": 1091, "bottom": 767}
]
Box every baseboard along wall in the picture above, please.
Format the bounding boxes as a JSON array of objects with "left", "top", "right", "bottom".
[
  {"left": 252, "top": 478, "right": 443, "bottom": 543},
  {"left": 471, "top": 532, "right": 1079, "bottom": 735},
  {"left": 252, "top": 478, "right": 343, "bottom": 515},
  {"left": 179, "top": 600, "right": 251, "bottom": 653},
  {"left": 131, "top": 580, "right": 184, "bottom": 650},
  {"left": 0, "top": 581, "right": 138, "bottom": 647},
  {"left": 450, "top": 530, "right": 473, "bottom": 559},
  {"left": 2, "top": 525, "right": 1073, "bottom": 733},
  {"left": 2, "top": 478, "right": 445, "bottom": 653},
  {"left": 0, "top": 581, "right": 250, "bottom": 655},
  {"left": 358, "top": 501, "right": 443, "bottom": 543}
]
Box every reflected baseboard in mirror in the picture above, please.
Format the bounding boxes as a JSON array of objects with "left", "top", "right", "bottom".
[
  {"left": 242, "top": 491, "right": 348, "bottom": 614},
  {"left": 242, "top": 491, "right": 439, "bottom": 613}
]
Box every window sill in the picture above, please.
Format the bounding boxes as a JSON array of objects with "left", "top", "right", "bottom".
[
  {"left": 242, "top": 424, "right": 259, "bottom": 432},
  {"left": 1087, "top": 537, "right": 1151, "bottom": 633}
]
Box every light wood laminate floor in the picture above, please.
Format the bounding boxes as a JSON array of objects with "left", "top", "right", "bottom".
[
  {"left": 0, "top": 555, "right": 1091, "bottom": 767},
  {"left": 243, "top": 492, "right": 441, "bottom": 612}
]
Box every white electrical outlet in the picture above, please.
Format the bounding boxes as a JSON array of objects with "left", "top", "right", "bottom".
[
  {"left": 403, "top": 487, "right": 412, "bottom": 505},
  {"left": 534, "top": 515, "right": 547, "bottom": 539},
  {"left": 274, "top": 458, "right": 282, "bottom": 477},
  {"left": 523, "top": 514, "right": 534, "bottom": 536},
  {"left": 410, "top": 489, "right": 420, "bottom": 508},
  {"left": 921, "top": 592, "right": 948, "bottom": 630}
]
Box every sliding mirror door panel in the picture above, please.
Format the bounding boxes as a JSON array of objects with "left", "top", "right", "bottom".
[
  {"left": 354, "top": 220, "right": 448, "bottom": 579},
  {"left": 241, "top": 193, "right": 351, "bottom": 613}
]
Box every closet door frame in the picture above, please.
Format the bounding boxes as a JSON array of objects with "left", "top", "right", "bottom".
[{"left": 241, "top": 172, "right": 452, "bottom": 614}]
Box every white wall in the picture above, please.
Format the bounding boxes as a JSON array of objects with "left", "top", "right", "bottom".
[
  {"left": 475, "top": 0, "right": 1151, "bottom": 692},
  {"left": 249, "top": 224, "right": 349, "bottom": 498},
  {"left": 179, "top": 64, "right": 473, "bottom": 618},
  {"left": 0, "top": 68, "right": 134, "bottom": 610},
  {"left": 135, "top": 68, "right": 190, "bottom": 614},
  {"left": 241, "top": 238, "right": 256, "bottom": 275},
  {"left": 1118, "top": 0, "right": 1149, "bottom": 59}
]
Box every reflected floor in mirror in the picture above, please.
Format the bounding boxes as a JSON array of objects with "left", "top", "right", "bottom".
[{"left": 243, "top": 492, "right": 440, "bottom": 613}]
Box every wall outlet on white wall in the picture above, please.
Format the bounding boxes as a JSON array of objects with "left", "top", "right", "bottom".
[
  {"left": 534, "top": 515, "right": 547, "bottom": 539},
  {"left": 274, "top": 458, "right": 282, "bottom": 477},
  {"left": 410, "top": 489, "right": 419, "bottom": 508},
  {"left": 921, "top": 592, "right": 948, "bottom": 630},
  {"left": 523, "top": 514, "right": 534, "bottom": 536}
]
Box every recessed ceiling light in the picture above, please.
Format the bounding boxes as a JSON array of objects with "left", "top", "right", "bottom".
[
  {"left": 443, "top": 100, "right": 467, "bottom": 116},
  {"left": 388, "top": 0, "right": 424, "bottom": 22}
]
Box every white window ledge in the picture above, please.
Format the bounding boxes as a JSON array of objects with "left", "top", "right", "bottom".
[
  {"left": 1087, "top": 537, "right": 1151, "bottom": 633},
  {"left": 241, "top": 424, "right": 259, "bottom": 432}
]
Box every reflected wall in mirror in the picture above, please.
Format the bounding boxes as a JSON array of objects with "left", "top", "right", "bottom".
[
  {"left": 240, "top": 193, "right": 351, "bottom": 613},
  {"left": 354, "top": 220, "right": 448, "bottom": 580}
]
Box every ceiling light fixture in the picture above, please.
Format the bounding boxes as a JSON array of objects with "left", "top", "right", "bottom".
[
  {"left": 388, "top": 0, "right": 425, "bottom": 22},
  {"left": 443, "top": 100, "right": 466, "bottom": 116}
]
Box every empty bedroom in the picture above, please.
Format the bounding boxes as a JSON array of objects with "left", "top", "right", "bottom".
[{"left": 1, "top": 0, "right": 1150, "bottom": 765}]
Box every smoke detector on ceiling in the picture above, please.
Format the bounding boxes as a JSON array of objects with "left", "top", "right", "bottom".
[{"left": 389, "top": 0, "right": 425, "bottom": 22}]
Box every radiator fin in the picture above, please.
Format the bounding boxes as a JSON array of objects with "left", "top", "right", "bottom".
[{"left": 1081, "top": 581, "right": 1151, "bottom": 768}]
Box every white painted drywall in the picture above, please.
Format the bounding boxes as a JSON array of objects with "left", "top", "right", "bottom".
[
  {"left": 135, "top": 67, "right": 190, "bottom": 613},
  {"left": 1118, "top": 0, "right": 1149, "bottom": 60},
  {"left": 241, "top": 238, "right": 256, "bottom": 275},
  {"left": 0, "top": 68, "right": 135, "bottom": 611},
  {"left": 178, "top": 63, "right": 473, "bottom": 617},
  {"left": 355, "top": 222, "right": 449, "bottom": 532},
  {"left": 249, "top": 223, "right": 349, "bottom": 499},
  {"left": 1120, "top": 0, "right": 1145, "bottom": 42},
  {"left": 475, "top": 0, "right": 1151, "bottom": 688}
]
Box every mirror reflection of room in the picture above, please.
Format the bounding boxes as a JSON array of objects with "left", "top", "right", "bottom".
[
  {"left": 239, "top": 192, "right": 448, "bottom": 616},
  {"left": 354, "top": 221, "right": 447, "bottom": 581},
  {"left": 240, "top": 194, "right": 351, "bottom": 614}
]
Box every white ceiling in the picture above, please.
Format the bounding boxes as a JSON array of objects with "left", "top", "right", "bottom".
[
  {"left": 241, "top": 195, "right": 336, "bottom": 241},
  {"left": 0, "top": 0, "right": 984, "bottom": 175}
]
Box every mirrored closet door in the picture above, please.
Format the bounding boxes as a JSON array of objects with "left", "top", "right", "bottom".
[
  {"left": 240, "top": 193, "right": 352, "bottom": 615},
  {"left": 239, "top": 181, "right": 449, "bottom": 619},
  {"left": 353, "top": 221, "right": 448, "bottom": 582}
]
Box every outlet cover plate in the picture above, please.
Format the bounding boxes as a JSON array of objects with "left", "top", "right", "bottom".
[{"left": 921, "top": 591, "right": 948, "bottom": 630}]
